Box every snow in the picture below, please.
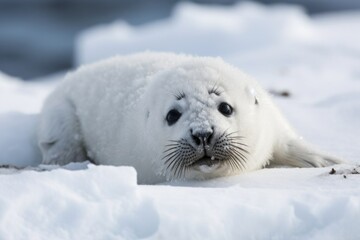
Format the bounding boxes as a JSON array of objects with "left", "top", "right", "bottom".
[
  {"left": 0, "top": 72, "right": 58, "bottom": 167},
  {"left": 0, "top": 164, "right": 159, "bottom": 239},
  {"left": 0, "top": 2, "right": 360, "bottom": 239},
  {"left": 76, "top": 2, "right": 318, "bottom": 65},
  {"left": 146, "top": 167, "right": 360, "bottom": 239}
]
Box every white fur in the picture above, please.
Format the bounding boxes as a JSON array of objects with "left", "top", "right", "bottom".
[{"left": 38, "top": 52, "right": 342, "bottom": 184}]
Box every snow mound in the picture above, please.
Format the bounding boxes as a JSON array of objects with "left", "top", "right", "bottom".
[
  {"left": 0, "top": 72, "right": 53, "bottom": 114},
  {"left": 0, "top": 165, "right": 159, "bottom": 240},
  {"left": 76, "top": 2, "right": 317, "bottom": 65},
  {"left": 0, "top": 112, "right": 41, "bottom": 167},
  {"left": 0, "top": 72, "right": 53, "bottom": 167}
]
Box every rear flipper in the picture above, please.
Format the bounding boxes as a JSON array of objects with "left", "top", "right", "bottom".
[
  {"left": 269, "top": 138, "right": 344, "bottom": 168},
  {"left": 37, "top": 93, "right": 87, "bottom": 165}
]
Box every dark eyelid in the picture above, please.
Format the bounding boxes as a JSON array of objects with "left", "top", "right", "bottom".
[
  {"left": 175, "top": 91, "right": 185, "bottom": 100},
  {"left": 208, "top": 85, "right": 221, "bottom": 96}
]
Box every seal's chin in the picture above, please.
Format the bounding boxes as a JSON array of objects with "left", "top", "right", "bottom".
[{"left": 191, "top": 157, "right": 221, "bottom": 173}]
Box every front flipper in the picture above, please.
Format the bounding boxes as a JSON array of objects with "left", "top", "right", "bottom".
[
  {"left": 38, "top": 95, "right": 87, "bottom": 165},
  {"left": 270, "top": 139, "right": 344, "bottom": 168}
]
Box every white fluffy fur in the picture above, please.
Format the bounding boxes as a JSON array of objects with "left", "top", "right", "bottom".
[{"left": 38, "top": 52, "right": 342, "bottom": 184}]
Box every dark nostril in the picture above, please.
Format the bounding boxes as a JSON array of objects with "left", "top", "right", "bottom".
[
  {"left": 192, "top": 134, "right": 201, "bottom": 145},
  {"left": 207, "top": 130, "right": 214, "bottom": 144},
  {"left": 191, "top": 128, "right": 214, "bottom": 146}
]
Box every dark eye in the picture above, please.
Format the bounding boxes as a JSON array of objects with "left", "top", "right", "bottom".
[
  {"left": 218, "top": 102, "right": 233, "bottom": 116},
  {"left": 166, "top": 109, "right": 181, "bottom": 126}
]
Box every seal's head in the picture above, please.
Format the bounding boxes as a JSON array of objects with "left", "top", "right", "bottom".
[{"left": 145, "top": 58, "right": 267, "bottom": 181}]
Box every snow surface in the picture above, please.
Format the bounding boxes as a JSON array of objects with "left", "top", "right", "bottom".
[{"left": 1, "top": 2, "right": 360, "bottom": 239}]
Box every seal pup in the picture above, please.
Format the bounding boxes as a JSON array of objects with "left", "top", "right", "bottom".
[{"left": 37, "top": 52, "right": 342, "bottom": 184}]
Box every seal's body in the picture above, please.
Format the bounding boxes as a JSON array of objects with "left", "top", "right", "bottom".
[{"left": 38, "top": 52, "right": 341, "bottom": 184}]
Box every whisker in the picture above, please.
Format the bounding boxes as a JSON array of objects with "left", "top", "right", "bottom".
[
  {"left": 163, "top": 130, "right": 249, "bottom": 180},
  {"left": 226, "top": 155, "right": 237, "bottom": 172},
  {"left": 228, "top": 144, "right": 249, "bottom": 156},
  {"left": 213, "top": 130, "right": 250, "bottom": 171},
  {"left": 170, "top": 160, "right": 179, "bottom": 177},
  {"left": 228, "top": 152, "right": 244, "bottom": 170},
  {"left": 165, "top": 144, "right": 181, "bottom": 148},
  {"left": 228, "top": 141, "right": 249, "bottom": 147},
  {"left": 226, "top": 137, "right": 246, "bottom": 142},
  {"left": 173, "top": 160, "right": 184, "bottom": 179},
  {"left": 165, "top": 152, "right": 182, "bottom": 166},
  {"left": 231, "top": 149, "right": 247, "bottom": 163},
  {"left": 224, "top": 131, "right": 240, "bottom": 138},
  {"left": 162, "top": 149, "right": 180, "bottom": 160},
  {"left": 163, "top": 146, "right": 180, "bottom": 153},
  {"left": 180, "top": 163, "right": 187, "bottom": 179}
]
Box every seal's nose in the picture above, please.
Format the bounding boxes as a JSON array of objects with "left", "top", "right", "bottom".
[{"left": 191, "top": 128, "right": 214, "bottom": 146}]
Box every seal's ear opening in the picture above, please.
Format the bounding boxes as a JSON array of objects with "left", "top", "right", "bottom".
[{"left": 245, "top": 86, "right": 259, "bottom": 105}]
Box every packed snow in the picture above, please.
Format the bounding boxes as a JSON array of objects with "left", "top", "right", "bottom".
[{"left": 0, "top": 2, "right": 360, "bottom": 239}]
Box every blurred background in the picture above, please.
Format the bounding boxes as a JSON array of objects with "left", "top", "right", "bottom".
[{"left": 1, "top": 0, "right": 360, "bottom": 80}]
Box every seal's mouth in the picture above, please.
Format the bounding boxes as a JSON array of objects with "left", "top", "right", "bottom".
[{"left": 190, "top": 156, "right": 220, "bottom": 167}]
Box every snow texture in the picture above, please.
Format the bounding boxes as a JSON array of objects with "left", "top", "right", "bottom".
[{"left": 0, "top": 2, "right": 360, "bottom": 239}]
